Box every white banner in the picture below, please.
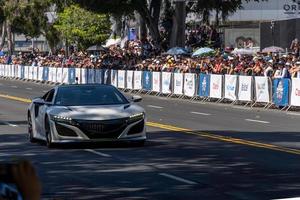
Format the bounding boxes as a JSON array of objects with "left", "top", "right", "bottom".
[
  {"left": 152, "top": 72, "right": 161, "bottom": 92},
  {"left": 56, "top": 68, "right": 63, "bottom": 83},
  {"left": 28, "top": 66, "right": 33, "bottom": 80},
  {"left": 33, "top": 67, "right": 38, "bottom": 80},
  {"left": 0, "top": 65, "right": 4, "bottom": 76},
  {"left": 224, "top": 75, "right": 238, "bottom": 101},
  {"left": 8, "top": 65, "right": 12, "bottom": 77},
  {"left": 162, "top": 72, "right": 172, "bottom": 94},
  {"left": 38, "top": 67, "right": 43, "bottom": 81},
  {"left": 118, "top": 70, "right": 126, "bottom": 89},
  {"left": 87, "top": 69, "right": 94, "bottom": 84},
  {"left": 238, "top": 76, "right": 252, "bottom": 101},
  {"left": 133, "top": 71, "right": 142, "bottom": 90},
  {"left": 111, "top": 70, "right": 118, "bottom": 87},
  {"left": 81, "top": 68, "right": 87, "bottom": 84},
  {"left": 291, "top": 78, "right": 300, "bottom": 106},
  {"left": 75, "top": 68, "right": 81, "bottom": 84},
  {"left": 24, "top": 66, "right": 29, "bottom": 79},
  {"left": 126, "top": 70, "right": 134, "bottom": 89},
  {"left": 210, "top": 74, "right": 223, "bottom": 99},
  {"left": 62, "top": 68, "right": 69, "bottom": 83},
  {"left": 17, "top": 65, "right": 22, "bottom": 78},
  {"left": 53, "top": 68, "right": 58, "bottom": 83},
  {"left": 254, "top": 76, "right": 270, "bottom": 103},
  {"left": 184, "top": 73, "right": 196, "bottom": 97},
  {"left": 173, "top": 73, "right": 183, "bottom": 95}
]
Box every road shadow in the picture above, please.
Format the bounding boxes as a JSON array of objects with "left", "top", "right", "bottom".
[{"left": 1, "top": 130, "right": 300, "bottom": 200}]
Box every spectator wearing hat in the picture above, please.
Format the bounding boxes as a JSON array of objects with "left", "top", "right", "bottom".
[{"left": 290, "top": 61, "right": 300, "bottom": 78}]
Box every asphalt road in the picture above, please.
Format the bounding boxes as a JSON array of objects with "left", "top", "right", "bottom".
[{"left": 1, "top": 78, "right": 300, "bottom": 200}]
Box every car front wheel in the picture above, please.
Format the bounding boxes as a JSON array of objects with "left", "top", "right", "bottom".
[
  {"left": 28, "top": 113, "right": 37, "bottom": 143},
  {"left": 45, "top": 118, "right": 54, "bottom": 148}
]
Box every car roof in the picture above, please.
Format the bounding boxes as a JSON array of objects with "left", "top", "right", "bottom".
[{"left": 56, "top": 84, "right": 115, "bottom": 89}]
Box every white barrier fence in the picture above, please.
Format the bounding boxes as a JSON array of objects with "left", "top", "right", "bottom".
[{"left": 1, "top": 64, "right": 300, "bottom": 110}]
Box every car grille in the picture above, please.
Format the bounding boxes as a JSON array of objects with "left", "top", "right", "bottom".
[{"left": 75, "top": 118, "right": 128, "bottom": 139}]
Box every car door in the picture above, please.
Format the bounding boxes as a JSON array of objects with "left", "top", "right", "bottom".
[{"left": 35, "top": 89, "right": 55, "bottom": 137}]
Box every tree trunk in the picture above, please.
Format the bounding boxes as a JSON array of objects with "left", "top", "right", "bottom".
[
  {"left": 6, "top": 20, "right": 13, "bottom": 56},
  {"left": 215, "top": 9, "right": 219, "bottom": 27},
  {"left": 0, "top": 21, "right": 6, "bottom": 50},
  {"left": 170, "top": 0, "right": 186, "bottom": 48}
]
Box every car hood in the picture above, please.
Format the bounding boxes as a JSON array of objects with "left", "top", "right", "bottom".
[{"left": 49, "top": 104, "right": 144, "bottom": 121}]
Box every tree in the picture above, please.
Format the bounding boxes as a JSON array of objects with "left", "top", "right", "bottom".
[{"left": 54, "top": 4, "right": 111, "bottom": 50}]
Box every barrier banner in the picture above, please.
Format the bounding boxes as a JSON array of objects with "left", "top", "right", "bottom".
[
  {"left": 87, "top": 68, "right": 95, "bottom": 84},
  {"left": 291, "top": 78, "right": 300, "bottom": 106},
  {"left": 126, "top": 70, "right": 134, "bottom": 89},
  {"left": 20, "top": 65, "right": 25, "bottom": 79},
  {"left": 33, "top": 67, "right": 38, "bottom": 80},
  {"left": 224, "top": 75, "right": 238, "bottom": 101},
  {"left": 162, "top": 72, "right": 172, "bottom": 94},
  {"left": 254, "top": 76, "right": 270, "bottom": 103},
  {"left": 94, "top": 69, "right": 102, "bottom": 84},
  {"left": 53, "top": 68, "right": 58, "bottom": 83},
  {"left": 43, "top": 67, "right": 49, "bottom": 81},
  {"left": 28, "top": 66, "right": 33, "bottom": 80},
  {"left": 103, "top": 69, "right": 110, "bottom": 84},
  {"left": 17, "top": 65, "right": 22, "bottom": 78},
  {"left": 61, "top": 68, "right": 68, "bottom": 83},
  {"left": 118, "top": 70, "right": 126, "bottom": 88},
  {"left": 12, "top": 65, "right": 16, "bottom": 77},
  {"left": 0, "top": 65, "right": 3, "bottom": 76},
  {"left": 238, "top": 76, "right": 252, "bottom": 101},
  {"left": 272, "top": 78, "right": 289, "bottom": 107},
  {"left": 24, "top": 66, "right": 29, "bottom": 79},
  {"left": 133, "top": 71, "right": 142, "bottom": 90},
  {"left": 184, "top": 73, "right": 196, "bottom": 97},
  {"left": 38, "top": 67, "right": 43, "bottom": 81},
  {"left": 75, "top": 68, "right": 81, "bottom": 84},
  {"left": 110, "top": 70, "right": 117, "bottom": 86},
  {"left": 210, "top": 74, "right": 223, "bottom": 99},
  {"left": 198, "top": 73, "right": 210, "bottom": 97},
  {"left": 68, "top": 68, "right": 76, "bottom": 84},
  {"left": 173, "top": 73, "right": 184, "bottom": 95},
  {"left": 56, "top": 68, "right": 63, "bottom": 83},
  {"left": 81, "top": 68, "right": 87, "bottom": 84},
  {"left": 7, "top": 65, "right": 11, "bottom": 77},
  {"left": 152, "top": 72, "right": 161, "bottom": 92},
  {"left": 142, "top": 71, "right": 152, "bottom": 91}
]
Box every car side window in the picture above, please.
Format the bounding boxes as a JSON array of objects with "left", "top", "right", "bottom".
[{"left": 45, "top": 89, "right": 55, "bottom": 103}]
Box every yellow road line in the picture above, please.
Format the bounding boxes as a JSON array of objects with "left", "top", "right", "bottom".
[
  {"left": 0, "top": 94, "right": 32, "bottom": 103},
  {"left": 1, "top": 93, "right": 300, "bottom": 156}
]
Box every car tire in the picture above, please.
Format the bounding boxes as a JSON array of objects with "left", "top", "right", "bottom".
[
  {"left": 28, "top": 113, "right": 37, "bottom": 143},
  {"left": 45, "top": 118, "right": 54, "bottom": 148}
]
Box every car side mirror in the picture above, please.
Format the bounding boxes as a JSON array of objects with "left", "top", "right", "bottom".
[
  {"left": 34, "top": 98, "right": 52, "bottom": 106},
  {"left": 132, "top": 95, "right": 142, "bottom": 103}
]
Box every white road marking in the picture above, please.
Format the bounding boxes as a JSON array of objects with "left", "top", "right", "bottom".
[
  {"left": 84, "top": 149, "right": 112, "bottom": 158},
  {"left": 273, "top": 198, "right": 300, "bottom": 200},
  {"left": 190, "top": 111, "right": 211, "bottom": 116},
  {"left": 3, "top": 122, "right": 18, "bottom": 127},
  {"left": 10, "top": 86, "right": 18, "bottom": 88},
  {"left": 287, "top": 113, "right": 300, "bottom": 116},
  {"left": 245, "top": 119, "right": 270, "bottom": 124},
  {"left": 26, "top": 88, "right": 32, "bottom": 90},
  {"left": 159, "top": 173, "right": 197, "bottom": 185},
  {"left": 147, "top": 105, "right": 163, "bottom": 109}
]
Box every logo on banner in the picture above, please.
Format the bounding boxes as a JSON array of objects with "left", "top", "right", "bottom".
[
  {"left": 296, "top": 88, "right": 300, "bottom": 96},
  {"left": 186, "top": 78, "right": 193, "bottom": 89},
  {"left": 213, "top": 83, "right": 219, "bottom": 90},
  {"left": 258, "top": 83, "right": 266, "bottom": 94},
  {"left": 154, "top": 77, "right": 159, "bottom": 84},
  {"left": 176, "top": 79, "right": 181, "bottom": 86},
  {"left": 276, "top": 80, "right": 284, "bottom": 102},
  {"left": 202, "top": 77, "right": 207, "bottom": 94},
  {"left": 241, "top": 84, "right": 248, "bottom": 91},
  {"left": 226, "top": 85, "right": 235, "bottom": 91},
  {"left": 145, "top": 73, "right": 150, "bottom": 84}
]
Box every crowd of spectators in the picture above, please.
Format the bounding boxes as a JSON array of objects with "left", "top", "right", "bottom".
[{"left": 1, "top": 38, "right": 300, "bottom": 79}]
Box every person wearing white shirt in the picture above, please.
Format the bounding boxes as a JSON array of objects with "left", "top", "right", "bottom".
[{"left": 264, "top": 60, "right": 274, "bottom": 77}]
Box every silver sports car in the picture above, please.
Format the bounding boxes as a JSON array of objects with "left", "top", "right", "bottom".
[{"left": 27, "top": 84, "right": 146, "bottom": 147}]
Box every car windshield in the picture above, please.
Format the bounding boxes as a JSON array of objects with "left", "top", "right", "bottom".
[{"left": 54, "top": 85, "right": 129, "bottom": 106}]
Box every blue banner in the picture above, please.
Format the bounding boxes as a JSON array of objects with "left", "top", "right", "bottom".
[
  {"left": 95, "top": 69, "right": 102, "bottom": 84},
  {"left": 87, "top": 69, "right": 95, "bottom": 83},
  {"left": 272, "top": 78, "right": 289, "bottom": 107},
  {"left": 43, "top": 67, "right": 49, "bottom": 81},
  {"left": 20, "top": 65, "right": 25, "bottom": 79},
  {"left": 142, "top": 71, "right": 152, "bottom": 91},
  {"left": 68, "top": 68, "right": 76, "bottom": 84},
  {"left": 198, "top": 74, "right": 210, "bottom": 97}
]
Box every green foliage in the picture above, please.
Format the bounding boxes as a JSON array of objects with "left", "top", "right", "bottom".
[{"left": 54, "top": 4, "right": 111, "bottom": 50}]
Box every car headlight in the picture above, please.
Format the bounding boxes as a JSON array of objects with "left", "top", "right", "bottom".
[
  {"left": 128, "top": 113, "right": 144, "bottom": 124},
  {"left": 50, "top": 115, "right": 75, "bottom": 125}
]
